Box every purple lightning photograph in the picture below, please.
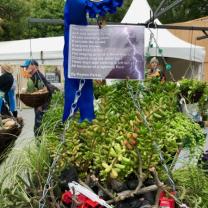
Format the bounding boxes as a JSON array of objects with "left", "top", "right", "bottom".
[{"left": 69, "top": 25, "right": 145, "bottom": 80}]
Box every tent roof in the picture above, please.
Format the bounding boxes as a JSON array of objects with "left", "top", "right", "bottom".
[
  {"left": 0, "top": 36, "right": 64, "bottom": 65},
  {"left": 169, "top": 16, "right": 208, "bottom": 62},
  {"left": 180, "top": 16, "right": 208, "bottom": 24},
  {"left": 0, "top": 0, "right": 206, "bottom": 65},
  {"left": 122, "top": 0, "right": 206, "bottom": 63}
]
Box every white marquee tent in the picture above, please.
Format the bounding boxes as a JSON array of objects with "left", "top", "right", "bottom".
[
  {"left": 122, "top": 0, "right": 206, "bottom": 80},
  {"left": 0, "top": 0, "right": 206, "bottom": 79},
  {"left": 0, "top": 36, "right": 64, "bottom": 66}
]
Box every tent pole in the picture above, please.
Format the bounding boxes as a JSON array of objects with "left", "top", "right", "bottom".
[{"left": 145, "top": 0, "right": 183, "bottom": 24}]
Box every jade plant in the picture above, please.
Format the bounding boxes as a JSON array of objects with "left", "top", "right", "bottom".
[{"left": 45, "top": 80, "right": 204, "bottom": 182}]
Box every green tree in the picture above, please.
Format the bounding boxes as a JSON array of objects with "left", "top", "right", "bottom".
[
  {"left": 106, "top": 0, "right": 133, "bottom": 22},
  {"left": 28, "top": 0, "right": 65, "bottom": 38},
  {"left": 148, "top": 0, "right": 208, "bottom": 23},
  {"left": 0, "top": 0, "right": 30, "bottom": 41},
  {"left": 0, "top": 0, "right": 132, "bottom": 41}
]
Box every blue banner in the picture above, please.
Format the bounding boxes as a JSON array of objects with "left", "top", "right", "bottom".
[{"left": 63, "top": 0, "right": 123, "bottom": 122}]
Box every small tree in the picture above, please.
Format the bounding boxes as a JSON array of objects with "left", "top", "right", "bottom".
[
  {"left": 28, "top": 0, "right": 65, "bottom": 38},
  {"left": 148, "top": 0, "right": 208, "bottom": 23},
  {"left": 0, "top": 0, "right": 29, "bottom": 41}
]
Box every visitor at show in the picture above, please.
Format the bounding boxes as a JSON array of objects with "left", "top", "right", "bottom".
[
  {"left": 0, "top": 64, "right": 16, "bottom": 116},
  {"left": 5, "top": 78, "right": 17, "bottom": 117},
  {"left": 21, "top": 59, "right": 58, "bottom": 136},
  {"left": 146, "top": 57, "right": 165, "bottom": 81}
]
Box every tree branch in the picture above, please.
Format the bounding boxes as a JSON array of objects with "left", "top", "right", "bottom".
[
  {"left": 107, "top": 185, "right": 158, "bottom": 203},
  {"left": 135, "top": 147, "right": 144, "bottom": 192},
  {"left": 90, "top": 175, "right": 114, "bottom": 199}
]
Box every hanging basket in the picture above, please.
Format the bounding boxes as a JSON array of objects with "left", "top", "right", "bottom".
[
  {"left": 0, "top": 116, "right": 24, "bottom": 156},
  {"left": 18, "top": 91, "right": 50, "bottom": 108}
]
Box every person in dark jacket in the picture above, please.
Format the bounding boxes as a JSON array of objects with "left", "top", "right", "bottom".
[
  {"left": 0, "top": 64, "right": 15, "bottom": 116},
  {"left": 0, "top": 64, "right": 14, "bottom": 93},
  {"left": 21, "top": 59, "right": 58, "bottom": 136}
]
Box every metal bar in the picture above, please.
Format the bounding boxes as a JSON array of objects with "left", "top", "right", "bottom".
[
  {"left": 202, "top": 30, "right": 208, "bottom": 36},
  {"left": 197, "top": 30, "right": 208, "bottom": 40},
  {"left": 154, "top": 0, "right": 166, "bottom": 17},
  {"left": 27, "top": 18, "right": 208, "bottom": 31},
  {"left": 197, "top": 35, "right": 208, "bottom": 40},
  {"left": 120, "top": 23, "right": 208, "bottom": 31},
  {"left": 28, "top": 17, "right": 64, "bottom": 25},
  {"left": 148, "top": 24, "right": 208, "bottom": 31}
]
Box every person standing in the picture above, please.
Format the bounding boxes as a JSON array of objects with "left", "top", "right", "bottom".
[
  {"left": 146, "top": 57, "right": 165, "bottom": 82},
  {"left": 0, "top": 64, "right": 15, "bottom": 116},
  {"left": 21, "top": 59, "right": 58, "bottom": 136}
]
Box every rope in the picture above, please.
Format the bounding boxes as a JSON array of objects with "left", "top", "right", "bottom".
[
  {"left": 183, "top": 29, "right": 195, "bottom": 79},
  {"left": 36, "top": 70, "right": 47, "bottom": 88},
  {"left": 189, "top": 29, "right": 194, "bottom": 79},
  {"left": 28, "top": 20, "right": 33, "bottom": 59},
  {"left": 193, "top": 38, "right": 200, "bottom": 80}
]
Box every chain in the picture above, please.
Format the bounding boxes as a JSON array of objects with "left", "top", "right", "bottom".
[
  {"left": 39, "top": 79, "right": 86, "bottom": 208},
  {"left": 127, "top": 81, "right": 190, "bottom": 208},
  {"left": 126, "top": 81, "right": 179, "bottom": 194},
  {"left": 147, "top": 26, "right": 175, "bottom": 82},
  {"left": 143, "top": 30, "right": 177, "bottom": 185}
]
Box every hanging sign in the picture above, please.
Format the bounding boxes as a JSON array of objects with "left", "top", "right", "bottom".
[{"left": 68, "top": 25, "right": 144, "bottom": 80}]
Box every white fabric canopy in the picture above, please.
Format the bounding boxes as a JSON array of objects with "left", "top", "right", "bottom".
[
  {"left": 122, "top": 0, "right": 206, "bottom": 63},
  {"left": 0, "top": 0, "right": 205, "bottom": 70},
  {"left": 0, "top": 37, "right": 64, "bottom": 65}
]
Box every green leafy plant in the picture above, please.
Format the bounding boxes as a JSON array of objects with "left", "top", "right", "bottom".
[
  {"left": 178, "top": 79, "right": 207, "bottom": 104},
  {"left": 0, "top": 140, "right": 53, "bottom": 208},
  {"left": 45, "top": 80, "right": 205, "bottom": 182},
  {"left": 0, "top": 80, "right": 206, "bottom": 207},
  {"left": 174, "top": 166, "right": 208, "bottom": 208}
]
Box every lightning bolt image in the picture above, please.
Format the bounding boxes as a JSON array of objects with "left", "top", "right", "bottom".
[{"left": 123, "top": 27, "right": 143, "bottom": 79}]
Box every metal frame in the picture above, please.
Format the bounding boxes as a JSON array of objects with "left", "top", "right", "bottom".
[
  {"left": 28, "top": 0, "right": 208, "bottom": 39},
  {"left": 28, "top": 17, "right": 64, "bottom": 25},
  {"left": 197, "top": 30, "right": 208, "bottom": 40},
  {"left": 28, "top": 18, "right": 208, "bottom": 31}
]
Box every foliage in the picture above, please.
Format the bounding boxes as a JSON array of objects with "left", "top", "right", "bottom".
[
  {"left": 40, "top": 91, "right": 64, "bottom": 134},
  {"left": 1, "top": 0, "right": 208, "bottom": 41},
  {"left": 45, "top": 80, "right": 204, "bottom": 182},
  {"left": 0, "top": 0, "right": 132, "bottom": 41},
  {"left": 0, "top": 0, "right": 30, "bottom": 41},
  {"left": 173, "top": 166, "right": 208, "bottom": 207},
  {"left": 105, "top": 0, "right": 133, "bottom": 23},
  {"left": 0, "top": 81, "right": 206, "bottom": 207},
  {"left": 148, "top": 0, "right": 208, "bottom": 24},
  {"left": 0, "top": 141, "right": 52, "bottom": 207},
  {"left": 28, "top": 0, "right": 65, "bottom": 38},
  {"left": 0, "top": 91, "right": 64, "bottom": 207},
  {"left": 93, "top": 81, "right": 111, "bottom": 99},
  {"left": 0, "top": 0, "right": 65, "bottom": 41},
  {"left": 178, "top": 79, "right": 208, "bottom": 116}
]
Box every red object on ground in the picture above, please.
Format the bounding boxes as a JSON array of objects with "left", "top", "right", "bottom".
[
  {"left": 159, "top": 192, "right": 175, "bottom": 208},
  {"left": 61, "top": 191, "right": 103, "bottom": 208}
]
